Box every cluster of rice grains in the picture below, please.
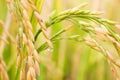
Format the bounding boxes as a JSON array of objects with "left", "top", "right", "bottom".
[
  {"left": 44, "top": 2, "right": 120, "bottom": 79},
  {"left": 16, "top": 0, "right": 45, "bottom": 80},
  {"left": 83, "top": 25, "right": 120, "bottom": 80},
  {"left": 5, "top": 0, "right": 53, "bottom": 80}
]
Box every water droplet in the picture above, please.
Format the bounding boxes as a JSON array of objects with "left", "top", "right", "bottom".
[{"left": 46, "top": 48, "right": 53, "bottom": 54}]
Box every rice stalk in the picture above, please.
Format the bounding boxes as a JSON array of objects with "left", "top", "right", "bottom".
[{"left": 15, "top": 1, "right": 41, "bottom": 80}]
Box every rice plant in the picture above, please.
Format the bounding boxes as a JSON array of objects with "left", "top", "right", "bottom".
[{"left": 0, "top": 0, "right": 120, "bottom": 80}]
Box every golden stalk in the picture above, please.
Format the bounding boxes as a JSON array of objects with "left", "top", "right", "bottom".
[{"left": 17, "top": 1, "right": 41, "bottom": 80}]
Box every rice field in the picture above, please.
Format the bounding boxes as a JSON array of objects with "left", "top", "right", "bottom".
[{"left": 0, "top": 0, "right": 120, "bottom": 80}]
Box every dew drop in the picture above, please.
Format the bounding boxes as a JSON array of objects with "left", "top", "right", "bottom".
[{"left": 46, "top": 48, "right": 53, "bottom": 54}]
